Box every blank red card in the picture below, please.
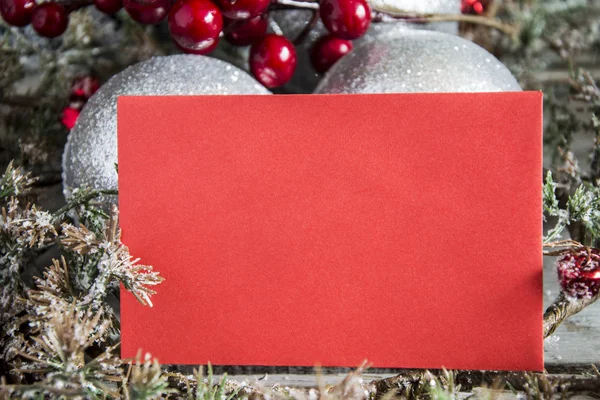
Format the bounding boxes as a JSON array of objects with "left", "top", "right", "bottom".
[{"left": 118, "top": 93, "right": 543, "bottom": 371}]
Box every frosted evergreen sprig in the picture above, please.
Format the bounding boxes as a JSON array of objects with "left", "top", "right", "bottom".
[
  {"left": 0, "top": 161, "right": 36, "bottom": 199},
  {"left": 61, "top": 205, "right": 164, "bottom": 307},
  {"left": 11, "top": 305, "right": 123, "bottom": 398},
  {"left": 543, "top": 171, "right": 600, "bottom": 244},
  {"left": 123, "top": 351, "right": 173, "bottom": 400},
  {"left": 1, "top": 197, "right": 57, "bottom": 249}
]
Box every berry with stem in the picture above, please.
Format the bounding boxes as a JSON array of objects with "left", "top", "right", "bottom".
[
  {"left": 310, "top": 34, "right": 352, "bottom": 73},
  {"left": 250, "top": 34, "right": 297, "bottom": 88},
  {"left": 124, "top": 0, "right": 171, "bottom": 24},
  {"left": 320, "top": 0, "right": 371, "bottom": 40},
  {"left": 0, "top": 0, "right": 35, "bottom": 27},
  {"left": 168, "top": 0, "right": 223, "bottom": 55},
  {"left": 31, "top": 2, "right": 69, "bottom": 38}
]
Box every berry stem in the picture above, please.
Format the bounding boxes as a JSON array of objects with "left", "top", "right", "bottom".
[
  {"left": 292, "top": 9, "right": 318, "bottom": 45},
  {"left": 271, "top": 0, "right": 319, "bottom": 11},
  {"left": 543, "top": 291, "right": 599, "bottom": 338},
  {"left": 270, "top": 0, "right": 519, "bottom": 39},
  {"left": 53, "top": 189, "right": 119, "bottom": 220},
  {"left": 371, "top": 10, "right": 519, "bottom": 38}
]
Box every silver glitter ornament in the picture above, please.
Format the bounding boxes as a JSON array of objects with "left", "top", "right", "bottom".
[
  {"left": 370, "top": 0, "right": 458, "bottom": 14},
  {"left": 315, "top": 30, "right": 522, "bottom": 94},
  {"left": 62, "top": 55, "right": 270, "bottom": 202}
]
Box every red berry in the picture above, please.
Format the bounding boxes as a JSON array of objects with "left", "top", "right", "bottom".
[
  {"left": 71, "top": 76, "right": 100, "bottom": 101},
  {"left": 61, "top": 107, "right": 80, "bottom": 130},
  {"left": 94, "top": 0, "right": 122, "bottom": 14},
  {"left": 214, "top": 0, "right": 268, "bottom": 20},
  {"left": 250, "top": 34, "right": 296, "bottom": 88},
  {"left": 124, "top": 0, "right": 171, "bottom": 24},
  {"left": 461, "top": 0, "right": 488, "bottom": 14},
  {"left": 0, "top": 0, "right": 35, "bottom": 27},
  {"left": 224, "top": 14, "right": 267, "bottom": 46},
  {"left": 320, "top": 0, "right": 370, "bottom": 40},
  {"left": 168, "top": 0, "right": 222, "bottom": 55},
  {"left": 310, "top": 34, "right": 352, "bottom": 73},
  {"left": 557, "top": 248, "right": 600, "bottom": 299},
  {"left": 31, "top": 2, "right": 68, "bottom": 38}
]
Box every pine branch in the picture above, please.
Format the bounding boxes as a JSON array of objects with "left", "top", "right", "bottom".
[{"left": 53, "top": 189, "right": 118, "bottom": 220}]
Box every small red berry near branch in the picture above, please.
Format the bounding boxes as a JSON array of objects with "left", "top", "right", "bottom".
[
  {"left": 61, "top": 107, "right": 80, "bottom": 130},
  {"left": 461, "top": 0, "right": 489, "bottom": 15},
  {"left": 123, "top": 0, "right": 171, "bottom": 24},
  {"left": 0, "top": 0, "right": 35, "bottom": 26},
  {"left": 31, "top": 2, "right": 68, "bottom": 37},
  {"left": 250, "top": 34, "right": 297, "bottom": 88},
  {"left": 557, "top": 247, "right": 600, "bottom": 299},
  {"left": 168, "top": 0, "right": 223, "bottom": 55},
  {"left": 320, "top": 0, "right": 371, "bottom": 40},
  {"left": 224, "top": 15, "right": 268, "bottom": 46},
  {"left": 70, "top": 76, "right": 100, "bottom": 102},
  {"left": 61, "top": 76, "right": 100, "bottom": 130},
  {"left": 311, "top": 35, "right": 353, "bottom": 73}
]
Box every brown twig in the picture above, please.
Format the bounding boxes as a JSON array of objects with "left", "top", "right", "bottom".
[
  {"left": 543, "top": 291, "right": 600, "bottom": 338},
  {"left": 0, "top": 95, "right": 41, "bottom": 108},
  {"left": 371, "top": 11, "right": 519, "bottom": 38},
  {"left": 270, "top": 0, "right": 519, "bottom": 38},
  {"left": 293, "top": 10, "right": 320, "bottom": 45},
  {"left": 542, "top": 242, "right": 599, "bottom": 337}
]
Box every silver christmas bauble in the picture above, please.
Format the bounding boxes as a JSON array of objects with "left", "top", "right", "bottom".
[
  {"left": 370, "top": 0, "right": 458, "bottom": 14},
  {"left": 62, "top": 55, "right": 270, "bottom": 202},
  {"left": 315, "top": 30, "right": 522, "bottom": 94}
]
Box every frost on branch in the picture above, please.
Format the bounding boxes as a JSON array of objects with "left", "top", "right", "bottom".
[
  {"left": 27, "top": 257, "right": 76, "bottom": 329},
  {"left": 62, "top": 205, "right": 164, "bottom": 307},
  {"left": 0, "top": 165, "right": 58, "bottom": 369},
  {"left": 543, "top": 171, "right": 600, "bottom": 243},
  {"left": 0, "top": 161, "right": 36, "bottom": 199},
  {"left": 1, "top": 198, "right": 57, "bottom": 249},
  {"left": 11, "top": 305, "right": 123, "bottom": 398},
  {"left": 124, "top": 351, "right": 172, "bottom": 399}
]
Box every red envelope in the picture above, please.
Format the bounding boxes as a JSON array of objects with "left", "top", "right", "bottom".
[{"left": 118, "top": 93, "right": 543, "bottom": 371}]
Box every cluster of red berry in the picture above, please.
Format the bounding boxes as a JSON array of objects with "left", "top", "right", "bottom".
[
  {"left": 557, "top": 247, "right": 600, "bottom": 299},
  {"left": 460, "top": 0, "right": 489, "bottom": 15},
  {"left": 1, "top": 0, "right": 370, "bottom": 88},
  {"left": 61, "top": 76, "right": 99, "bottom": 129}
]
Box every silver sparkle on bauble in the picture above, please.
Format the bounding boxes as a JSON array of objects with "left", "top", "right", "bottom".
[
  {"left": 369, "top": 0, "right": 458, "bottom": 14},
  {"left": 62, "top": 55, "right": 270, "bottom": 203},
  {"left": 315, "top": 30, "right": 522, "bottom": 94}
]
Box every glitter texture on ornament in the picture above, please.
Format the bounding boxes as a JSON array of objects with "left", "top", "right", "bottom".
[{"left": 315, "top": 30, "right": 521, "bottom": 94}]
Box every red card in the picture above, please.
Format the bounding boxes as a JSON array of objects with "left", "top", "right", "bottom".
[{"left": 118, "top": 93, "right": 543, "bottom": 371}]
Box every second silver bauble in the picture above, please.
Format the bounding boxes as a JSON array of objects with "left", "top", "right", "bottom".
[{"left": 315, "top": 30, "right": 522, "bottom": 94}]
